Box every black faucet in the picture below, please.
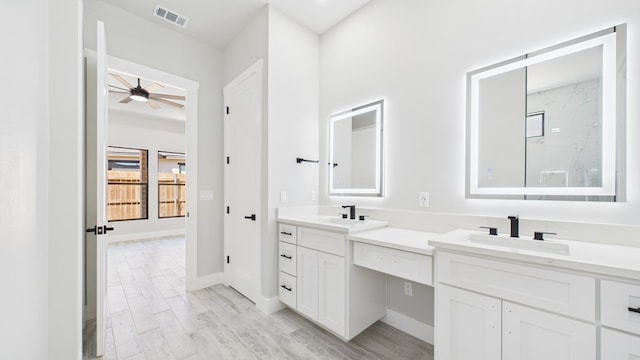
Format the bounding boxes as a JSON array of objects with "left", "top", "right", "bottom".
[
  {"left": 341, "top": 205, "right": 356, "bottom": 220},
  {"left": 508, "top": 215, "right": 519, "bottom": 238}
]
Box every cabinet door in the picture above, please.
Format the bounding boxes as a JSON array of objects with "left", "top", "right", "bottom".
[
  {"left": 318, "top": 252, "right": 346, "bottom": 336},
  {"left": 601, "top": 328, "right": 640, "bottom": 359},
  {"left": 297, "top": 247, "right": 318, "bottom": 320},
  {"left": 502, "top": 301, "right": 596, "bottom": 360},
  {"left": 435, "top": 284, "right": 501, "bottom": 360}
]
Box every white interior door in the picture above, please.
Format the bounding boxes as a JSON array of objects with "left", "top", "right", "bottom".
[
  {"left": 223, "top": 60, "right": 263, "bottom": 304},
  {"left": 86, "top": 20, "right": 111, "bottom": 357}
]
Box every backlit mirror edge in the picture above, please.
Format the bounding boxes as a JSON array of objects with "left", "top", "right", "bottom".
[
  {"left": 465, "top": 24, "right": 626, "bottom": 201},
  {"left": 329, "top": 99, "right": 384, "bottom": 197}
]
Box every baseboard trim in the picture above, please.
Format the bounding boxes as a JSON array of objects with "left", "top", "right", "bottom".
[
  {"left": 381, "top": 309, "right": 434, "bottom": 345},
  {"left": 107, "top": 229, "right": 185, "bottom": 243},
  {"left": 188, "top": 272, "right": 224, "bottom": 291},
  {"left": 256, "top": 295, "right": 286, "bottom": 315}
]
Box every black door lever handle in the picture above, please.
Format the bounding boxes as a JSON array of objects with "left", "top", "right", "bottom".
[{"left": 244, "top": 214, "right": 256, "bottom": 221}]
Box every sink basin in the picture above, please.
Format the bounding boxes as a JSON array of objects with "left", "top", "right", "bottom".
[
  {"left": 329, "top": 217, "right": 368, "bottom": 226},
  {"left": 468, "top": 233, "right": 570, "bottom": 255}
]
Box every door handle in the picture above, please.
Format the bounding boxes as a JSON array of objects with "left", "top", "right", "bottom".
[
  {"left": 244, "top": 214, "right": 256, "bottom": 221},
  {"left": 86, "top": 225, "right": 115, "bottom": 235}
]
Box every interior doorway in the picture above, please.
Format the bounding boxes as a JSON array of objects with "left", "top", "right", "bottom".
[{"left": 83, "top": 49, "right": 200, "bottom": 356}]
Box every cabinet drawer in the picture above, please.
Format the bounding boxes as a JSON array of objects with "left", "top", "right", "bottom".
[
  {"left": 279, "top": 242, "right": 296, "bottom": 276},
  {"left": 601, "top": 328, "right": 640, "bottom": 358},
  {"left": 279, "top": 224, "right": 297, "bottom": 244},
  {"left": 279, "top": 271, "right": 296, "bottom": 308},
  {"left": 297, "top": 227, "right": 345, "bottom": 257},
  {"left": 437, "top": 251, "right": 596, "bottom": 321},
  {"left": 601, "top": 280, "right": 640, "bottom": 335},
  {"left": 353, "top": 242, "right": 433, "bottom": 286}
]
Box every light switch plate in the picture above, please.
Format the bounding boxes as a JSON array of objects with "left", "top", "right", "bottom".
[
  {"left": 280, "top": 191, "right": 287, "bottom": 203},
  {"left": 199, "top": 190, "right": 214, "bottom": 201}
]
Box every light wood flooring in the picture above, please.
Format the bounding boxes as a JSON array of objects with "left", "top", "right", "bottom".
[{"left": 83, "top": 237, "right": 434, "bottom": 360}]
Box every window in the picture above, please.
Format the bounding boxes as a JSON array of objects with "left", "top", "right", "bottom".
[
  {"left": 107, "top": 146, "right": 149, "bottom": 221},
  {"left": 158, "top": 151, "right": 186, "bottom": 218}
]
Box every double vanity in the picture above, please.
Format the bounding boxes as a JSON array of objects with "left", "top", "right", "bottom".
[{"left": 277, "top": 210, "right": 640, "bottom": 359}]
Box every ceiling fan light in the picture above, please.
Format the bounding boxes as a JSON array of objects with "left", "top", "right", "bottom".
[{"left": 130, "top": 94, "right": 149, "bottom": 102}]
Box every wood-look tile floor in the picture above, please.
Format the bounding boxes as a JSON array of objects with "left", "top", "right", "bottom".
[{"left": 83, "top": 237, "right": 434, "bottom": 360}]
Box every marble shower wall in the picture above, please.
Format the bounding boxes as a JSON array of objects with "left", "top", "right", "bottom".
[{"left": 526, "top": 79, "right": 602, "bottom": 188}]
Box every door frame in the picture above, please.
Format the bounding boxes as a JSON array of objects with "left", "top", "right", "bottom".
[
  {"left": 223, "top": 59, "right": 264, "bottom": 305},
  {"left": 99, "top": 54, "right": 200, "bottom": 290}
]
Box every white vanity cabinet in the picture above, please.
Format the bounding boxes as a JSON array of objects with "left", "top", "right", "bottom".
[
  {"left": 435, "top": 251, "right": 596, "bottom": 360},
  {"left": 277, "top": 221, "right": 387, "bottom": 340},
  {"left": 600, "top": 280, "right": 640, "bottom": 358}
]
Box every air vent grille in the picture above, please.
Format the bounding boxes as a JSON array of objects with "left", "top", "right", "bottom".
[{"left": 153, "top": 5, "right": 190, "bottom": 29}]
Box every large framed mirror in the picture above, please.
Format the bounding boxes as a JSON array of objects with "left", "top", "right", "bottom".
[
  {"left": 466, "top": 24, "right": 626, "bottom": 201},
  {"left": 329, "top": 99, "right": 384, "bottom": 197}
]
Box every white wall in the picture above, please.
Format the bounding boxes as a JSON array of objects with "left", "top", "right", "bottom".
[
  {"left": 266, "top": 7, "right": 320, "bottom": 299},
  {"left": 1, "top": 0, "right": 83, "bottom": 358},
  {"left": 0, "top": 2, "right": 50, "bottom": 358},
  {"left": 84, "top": 0, "right": 223, "bottom": 278},
  {"left": 320, "top": 0, "right": 640, "bottom": 224},
  {"left": 319, "top": 0, "right": 640, "bottom": 330},
  {"left": 107, "top": 112, "right": 186, "bottom": 240}
]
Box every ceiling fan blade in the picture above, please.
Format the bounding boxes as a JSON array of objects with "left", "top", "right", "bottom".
[
  {"left": 119, "top": 96, "right": 133, "bottom": 104},
  {"left": 149, "top": 93, "right": 185, "bottom": 101},
  {"left": 147, "top": 100, "right": 161, "bottom": 109},
  {"left": 150, "top": 97, "right": 185, "bottom": 109},
  {"left": 144, "top": 83, "right": 164, "bottom": 93},
  {"left": 109, "top": 84, "right": 130, "bottom": 92},
  {"left": 109, "top": 90, "right": 129, "bottom": 94},
  {"left": 109, "top": 73, "right": 134, "bottom": 89}
]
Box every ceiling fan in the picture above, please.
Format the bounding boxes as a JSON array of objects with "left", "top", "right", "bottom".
[{"left": 108, "top": 73, "right": 185, "bottom": 109}]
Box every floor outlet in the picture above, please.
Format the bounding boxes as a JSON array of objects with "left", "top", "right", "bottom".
[
  {"left": 404, "top": 282, "right": 413, "bottom": 296},
  {"left": 280, "top": 191, "right": 287, "bottom": 203},
  {"left": 419, "top": 192, "right": 430, "bottom": 207}
]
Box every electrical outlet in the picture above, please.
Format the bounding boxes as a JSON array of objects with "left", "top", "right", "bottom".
[
  {"left": 404, "top": 281, "right": 413, "bottom": 296},
  {"left": 419, "top": 192, "right": 430, "bottom": 207},
  {"left": 280, "top": 191, "right": 287, "bottom": 203},
  {"left": 311, "top": 190, "right": 317, "bottom": 201}
]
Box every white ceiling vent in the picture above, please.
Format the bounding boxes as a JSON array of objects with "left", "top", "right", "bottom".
[{"left": 153, "top": 5, "right": 190, "bottom": 28}]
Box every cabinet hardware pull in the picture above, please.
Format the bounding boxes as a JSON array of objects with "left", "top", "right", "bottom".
[
  {"left": 280, "top": 254, "right": 292, "bottom": 259},
  {"left": 280, "top": 231, "right": 292, "bottom": 236},
  {"left": 280, "top": 284, "right": 292, "bottom": 292},
  {"left": 629, "top": 307, "right": 640, "bottom": 314}
]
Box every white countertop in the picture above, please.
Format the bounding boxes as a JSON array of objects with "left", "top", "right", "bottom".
[
  {"left": 430, "top": 229, "right": 640, "bottom": 280},
  {"left": 347, "top": 227, "right": 438, "bottom": 255},
  {"left": 277, "top": 213, "right": 388, "bottom": 234}
]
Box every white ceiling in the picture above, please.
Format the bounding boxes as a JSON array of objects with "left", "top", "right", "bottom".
[{"left": 99, "top": 0, "right": 371, "bottom": 49}]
